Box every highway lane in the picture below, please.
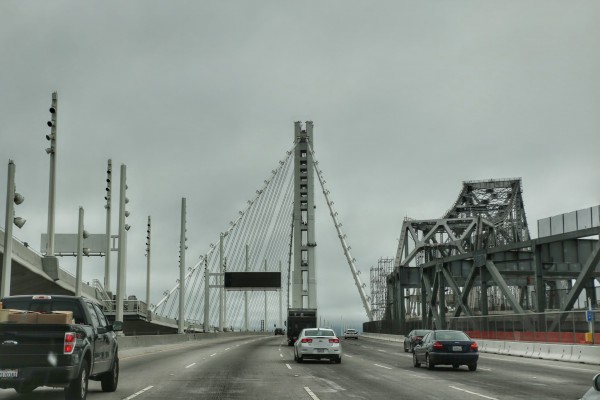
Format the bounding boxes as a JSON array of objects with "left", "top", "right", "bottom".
[
  {"left": 337, "top": 336, "right": 598, "bottom": 399},
  {"left": 0, "top": 334, "right": 597, "bottom": 399}
]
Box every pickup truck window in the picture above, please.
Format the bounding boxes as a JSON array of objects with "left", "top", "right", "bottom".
[
  {"left": 86, "top": 302, "right": 100, "bottom": 328},
  {"left": 92, "top": 303, "right": 108, "bottom": 327}
]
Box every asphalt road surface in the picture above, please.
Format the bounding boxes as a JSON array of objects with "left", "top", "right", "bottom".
[{"left": 0, "top": 334, "right": 597, "bottom": 399}]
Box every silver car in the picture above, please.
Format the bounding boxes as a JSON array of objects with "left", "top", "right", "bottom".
[
  {"left": 344, "top": 328, "right": 359, "bottom": 339},
  {"left": 294, "top": 328, "right": 342, "bottom": 363}
]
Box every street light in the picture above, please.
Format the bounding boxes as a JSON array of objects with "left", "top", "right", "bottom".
[
  {"left": 45, "top": 91, "right": 58, "bottom": 256},
  {"left": 104, "top": 159, "right": 112, "bottom": 292},
  {"left": 116, "top": 164, "right": 130, "bottom": 326},
  {"left": 1, "top": 160, "right": 26, "bottom": 298}
]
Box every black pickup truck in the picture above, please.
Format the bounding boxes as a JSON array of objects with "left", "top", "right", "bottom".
[{"left": 0, "top": 295, "right": 123, "bottom": 400}]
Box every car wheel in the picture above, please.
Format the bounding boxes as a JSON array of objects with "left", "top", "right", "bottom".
[
  {"left": 335, "top": 356, "right": 341, "bottom": 364},
  {"left": 412, "top": 352, "right": 421, "bottom": 368},
  {"left": 297, "top": 355, "right": 303, "bottom": 363},
  {"left": 65, "top": 359, "right": 89, "bottom": 400},
  {"left": 404, "top": 345, "right": 408, "bottom": 353},
  {"left": 426, "top": 354, "right": 435, "bottom": 370},
  {"left": 468, "top": 363, "right": 477, "bottom": 372},
  {"left": 101, "top": 355, "right": 119, "bottom": 392}
]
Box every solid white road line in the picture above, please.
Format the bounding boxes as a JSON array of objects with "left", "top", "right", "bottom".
[
  {"left": 304, "top": 387, "right": 321, "bottom": 400},
  {"left": 122, "top": 385, "right": 154, "bottom": 400},
  {"left": 449, "top": 385, "right": 499, "bottom": 400},
  {"left": 185, "top": 363, "right": 196, "bottom": 369}
]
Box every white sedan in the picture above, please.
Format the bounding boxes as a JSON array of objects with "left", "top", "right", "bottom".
[{"left": 294, "top": 328, "right": 342, "bottom": 364}]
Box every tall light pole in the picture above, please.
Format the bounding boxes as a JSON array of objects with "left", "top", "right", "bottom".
[
  {"left": 75, "top": 207, "right": 89, "bottom": 296},
  {"left": 145, "top": 216, "right": 151, "bottom": 309},
  {"left": 115, "top": 164, "right": 129, "bottom": 325},
  {"left": 264, "top": 259, "right": 267, "bottom": 332},
  {"left": 219, "top": 232, "right": 225, "bottom": 331},
  {"left": 203, "top": 256, "right": 209, "bottom": 332},
  {"left": 1, "top": 160, "right": 25, "bottom": 298},
  {"left": 279, "top": 260, "right": 283, "bottom": 328},
  {"left": 104, "top": 159, "right": 112, "bottom": 292},
  {"left": 178, "top": 198, "right": 186, "bottom": 334},
  {"left": 245, "top": 244, "right": 249, "bottom": 332},
  {"left": 45, "top": 92, "right": 57, "bottom": 256}
]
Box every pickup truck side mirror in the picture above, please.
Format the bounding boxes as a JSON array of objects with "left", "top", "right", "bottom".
[{"left": 110, "top": 321, "right": 123, "bottom": 332}]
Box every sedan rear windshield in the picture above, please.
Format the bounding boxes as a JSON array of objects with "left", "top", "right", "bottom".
[
  {"left": 304, "top": 329, "right": 335, "bottom": 337},
  {"left": 433, "top": 331, "right": 469, "bottom": 341}
]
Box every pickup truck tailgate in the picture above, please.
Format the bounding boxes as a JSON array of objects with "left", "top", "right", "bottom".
[{"left": 0, "top": 324, "right": 76, "bottom": 368}]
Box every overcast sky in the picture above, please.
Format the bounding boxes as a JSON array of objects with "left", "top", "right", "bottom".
[{"left": 1, "top": 1, "right": 599, "bottom": 329}]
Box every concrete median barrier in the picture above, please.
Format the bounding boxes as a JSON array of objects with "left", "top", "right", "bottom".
[
  {"left": 532, "top": 343, "right": 573, "bottom": 362},
  {"left": 571, "top": 345, "right": 600, "bottom": 365},
  {"left": 503, "top": 341, "right": 534, "bottom": 357},
  {"left": 483, "top": 340, "right": 504, "bottom": 354}
]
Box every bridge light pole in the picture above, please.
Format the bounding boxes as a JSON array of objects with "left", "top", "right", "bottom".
[
  {"left": 178, "top": 198, "right": 186, "bottom": 334},
  {"left": 115, "top": 164, "right": 130, "bottom": 326},
  {"left": 75, "top": 207, "right": 89, "bottom": 296},
  {"left": 219, "top": 232, "right": 226, "bottom": 331},
  {"left": 104, "top": 159, "right": 112, "bottom": 292},
  {"left": 45, "top": 92, "right": 57, "bottom": 256},
  {"left": 264, "top": 259, "right": 267, "bottom": 332},
  {"left": 145, "top": 216, "right": 151, "bottom": 310},
  {"left": 203, "top": 256, "right": 209, "bottom": 332},
  {"left": 1, "top": 160, "right": 25, "bottom": 298},
  {"left": 245, "top": 244, "right": 249, "bottom": 332}
]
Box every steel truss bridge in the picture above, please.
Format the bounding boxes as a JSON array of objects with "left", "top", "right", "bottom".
[{"left": 369, "top": 179, "right": 600, "bottom": 334}]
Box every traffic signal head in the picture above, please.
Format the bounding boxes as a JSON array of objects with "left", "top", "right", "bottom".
[{"left": 14, "top": 217, "right": 26, "bottom": 229}]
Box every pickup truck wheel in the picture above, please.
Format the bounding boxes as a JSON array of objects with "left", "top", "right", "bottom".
[
  {"left": 101, "top": 356, "right": 119, "bottom": 392},
  {"left": 65, "top": 359, "right": 89, "bottom": 400},
  {"left": 15, "top": 384, "right": 36, "bottom": 394}
]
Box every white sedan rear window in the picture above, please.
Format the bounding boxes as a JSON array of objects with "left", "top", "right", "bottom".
[{"left": 305, "top": 329, "right": 335, "bottom": 337}]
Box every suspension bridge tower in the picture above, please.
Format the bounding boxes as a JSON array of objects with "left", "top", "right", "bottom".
[{"left": 291, "top": 121, "right": 317, "bottom": 309}]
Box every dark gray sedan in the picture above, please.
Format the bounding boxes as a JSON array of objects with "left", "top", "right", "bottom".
[{"left": 413, "top": 330, "right": 478, "bottom": 371}]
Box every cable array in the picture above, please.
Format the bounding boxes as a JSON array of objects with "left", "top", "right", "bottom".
[{"left": 151, "top": 143, "right": 297, "bottom": 330}]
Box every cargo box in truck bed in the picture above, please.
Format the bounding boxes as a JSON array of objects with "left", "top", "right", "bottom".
[{"left": 0, "top": 295, "right": 123, "bottom": 400}]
